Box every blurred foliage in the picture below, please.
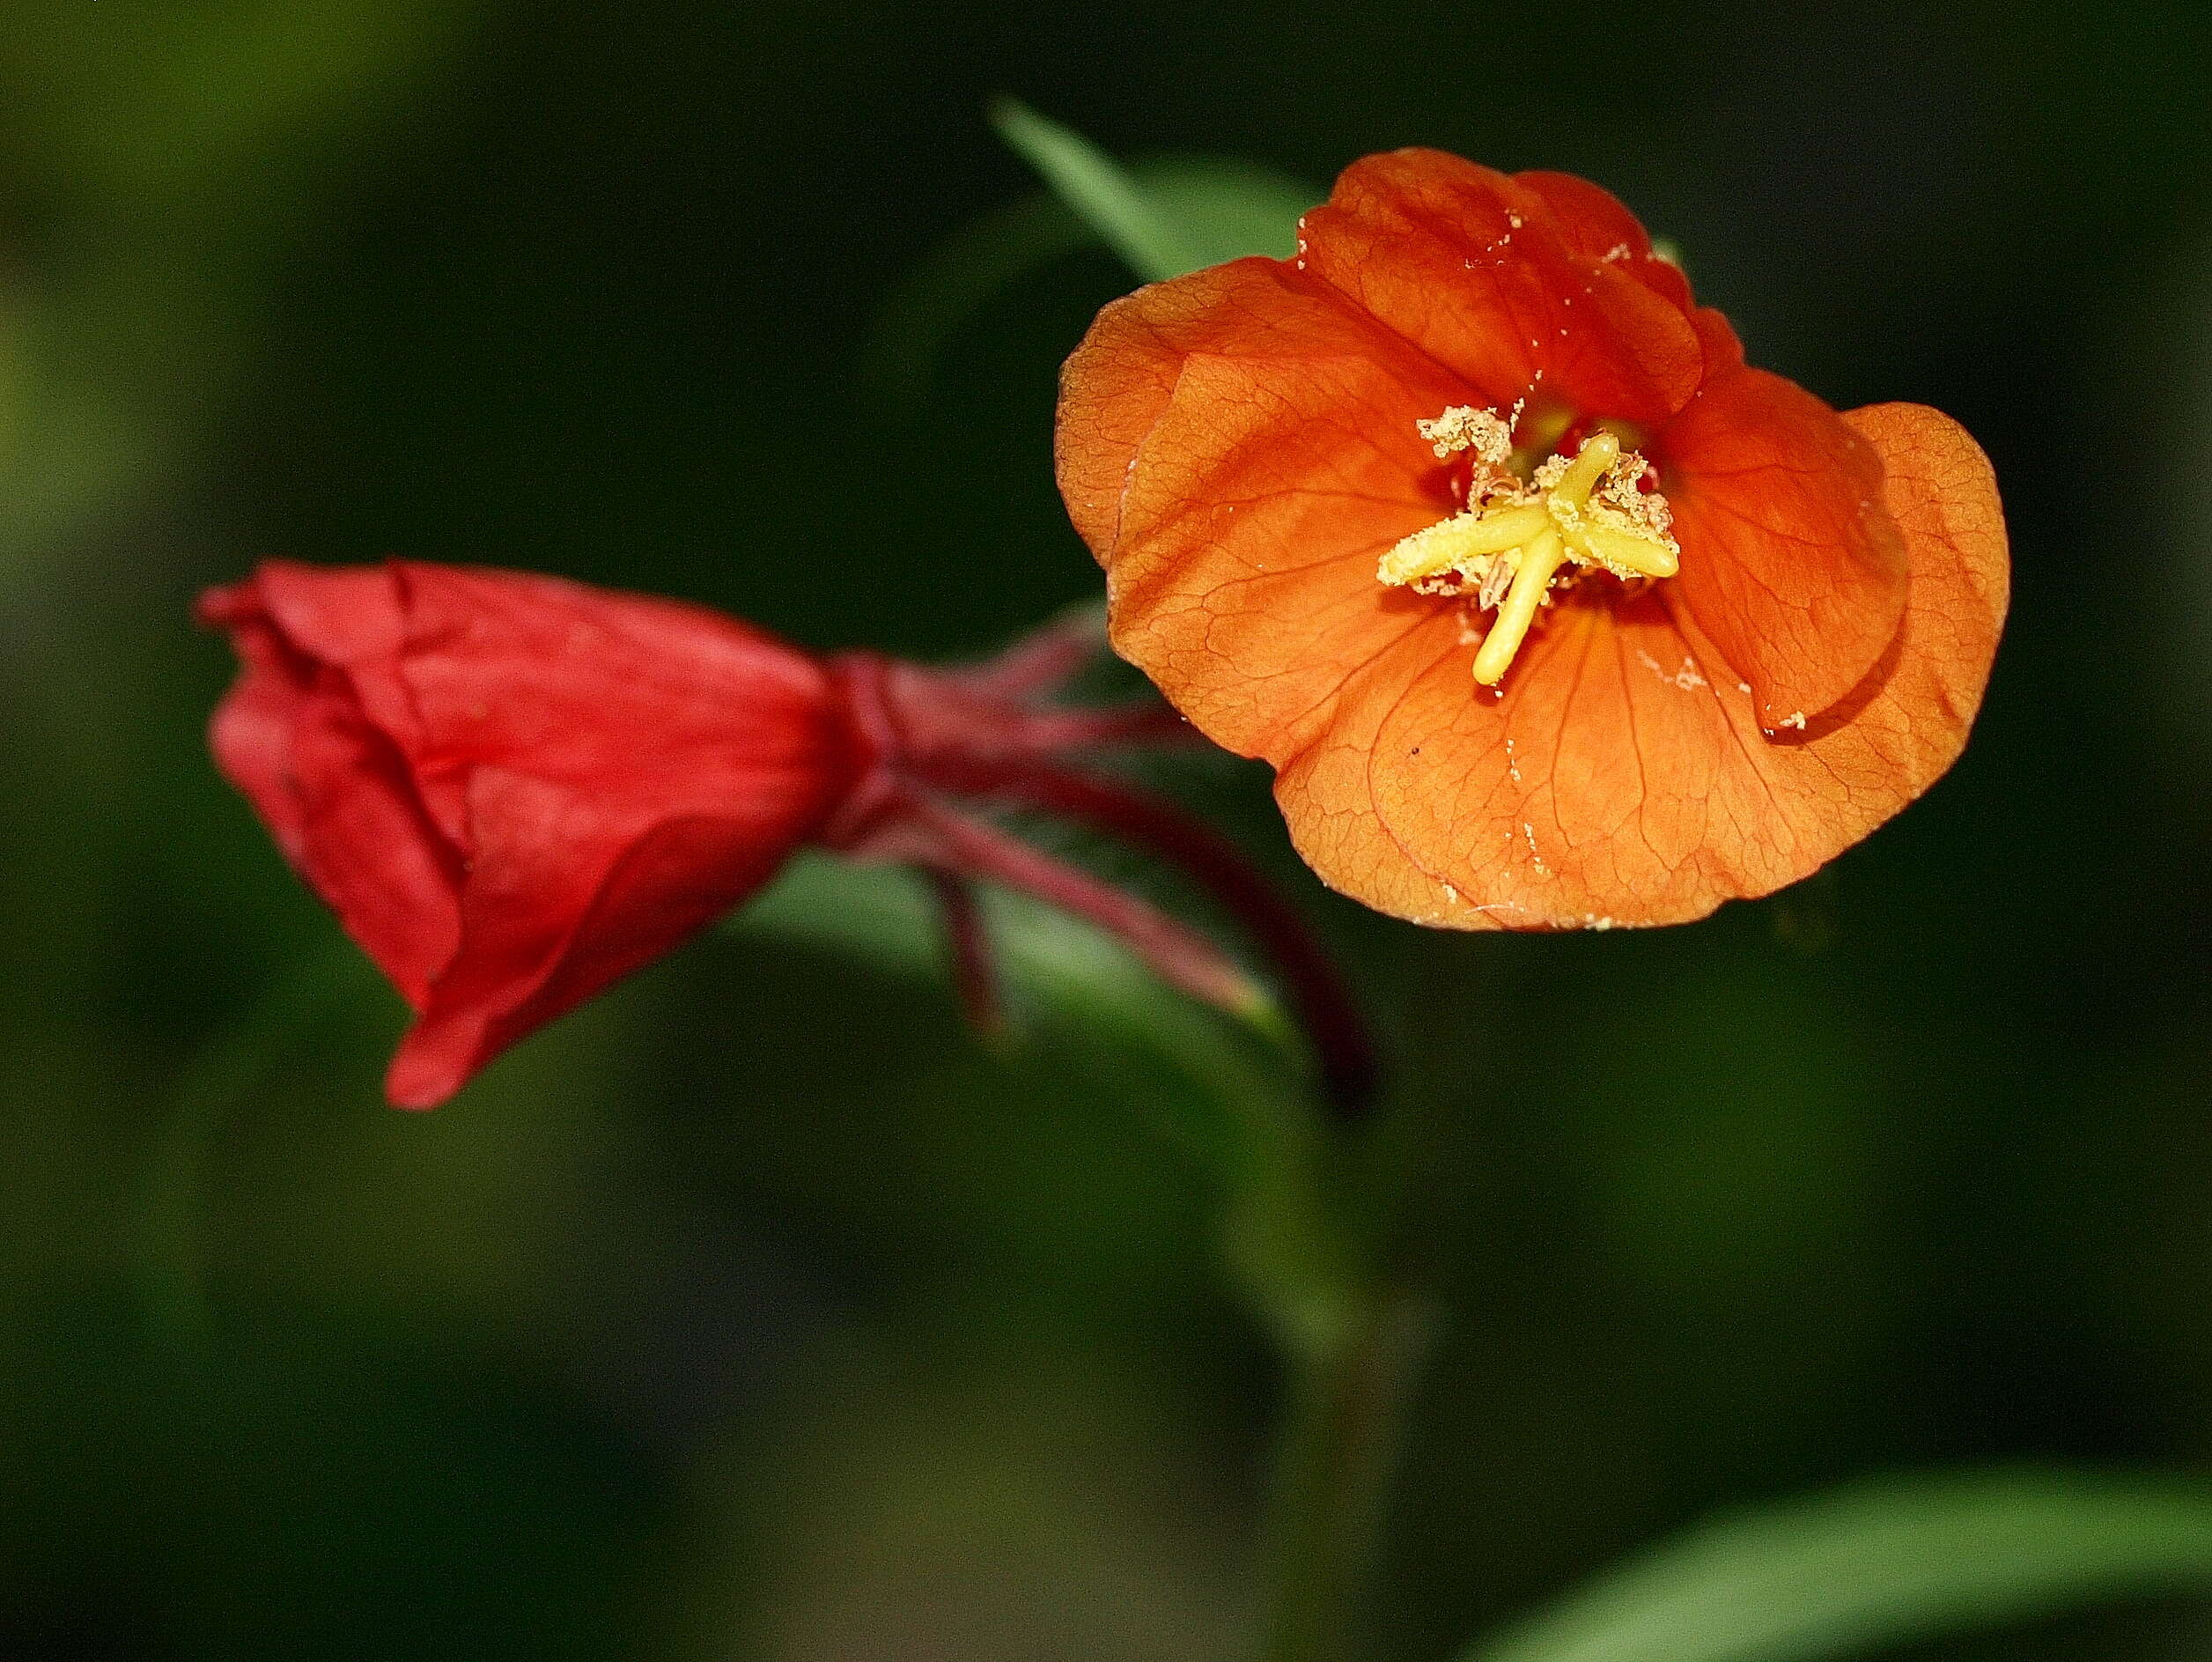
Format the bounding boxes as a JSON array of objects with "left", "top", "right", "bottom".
[
  {"left": 7, "top": 0, "right": 2212, "bottom": 1659},
  {"left": 987, "top": 99, "right": 1314, "bottom": 283},
  {"left": 738, "top": 854, "right": 1359, "bottom": 1355},
  {"left": 1469, "top": 1469, "right": 2212, "bottom": 1662},
  {"left": 868, "top": 144, "right": 1313, "bottom": 400},
  {"left": 0, "top": 0, "right": 486, "bottom": 572}
]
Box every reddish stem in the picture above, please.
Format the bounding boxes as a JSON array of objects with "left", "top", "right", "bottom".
[
  {"left": 947, "top": 604, "right": 1108, "bottom": 698},
  {"left": 888, "top": 795, "right": 1267, "bottom": 1022},
  {"left": 992, "top": 764, "right": 1379, "bottom": 1116},
  {"left": 827, "top": 631, "right": 1382, "bottom": 1116},
  {"left": 1014, "top": 703, "right": 1197, "bottom": 752},
  {"left": 924, "top": 866, "right": 1003, "bottom": 1034}
]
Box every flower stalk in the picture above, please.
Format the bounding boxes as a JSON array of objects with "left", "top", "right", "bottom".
[
  {"left": 828, "top": 640, "right": 1380, "bottom": 1115},
  {"left": 1257, "top": 1282, "right": 1436, "bottom": 1662}
]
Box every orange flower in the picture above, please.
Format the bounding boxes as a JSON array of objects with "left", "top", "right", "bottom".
[{"left": 1056, "top": 149, "right": 2008, "bottom": 929}]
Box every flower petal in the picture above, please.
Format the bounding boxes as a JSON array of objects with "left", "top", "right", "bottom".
[
  {"left": 1814, "top": 400, "right": 2009, "bottom": 750},
  {"left": 1358, "top": 592, "right": 1746, "bottom": 928},
  {"left": 1514, "top": 169, "right": 1694, "bottom": 313},
  {"left": 371, "top": 564, "right": 850, "bottom": 1104},
  {"left": 1267, "top": 404, "right": 2003, "bottom": 927},
  {"left": 1297, "top": 149, "right": 1707, "bottom": 426},
  {"left": 385, "top": 794, "right": 811, "bottom": 1108},
  {"left": 1689, "top": 307, "right": 1745, "bottom": 375},
  {"left": 1270, "top": 609, "right": 1497, "bottom": 927},
  {"left": 205, "top": 561, "right": 852, "bottom": 1107},
  {"left": 1661, "top": 366, "right": 1910, "bottom": 729},
  {"left": 1058, "top": 257, "right": 1472, "bottom": 760},
  {"left": 201, "top": 569, "right": 463, "bottom": 1005}
]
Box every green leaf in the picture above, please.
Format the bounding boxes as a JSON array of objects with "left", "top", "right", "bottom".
[
  {"left": 870, "top": 113, "right": 1313, "bottom": 398},
  {"left": 1465, "top": 1467, "right": 2212, "bottom": 1662},
  {"left": 866, "top": 190, "right": 1105, "bottom": 399},
  {"left": 868, "top": 151, "right": 1312, "bottom": 400},
  {"left": 989, "top": 98, "right": 1313, "bottom": 282},
  {"left": 1127, "top": 156, "right": 1313, "bottom": 271},
  {"left": 734, "top": 852, "right": 1298, "bottom": 1150},
  {"left": 140, "top": 944, "right": 389, "bottom": 1343},
  {"left": 989, "top": 98, "right": 1196, "bottom": 281},
  {"left": 732, "top": 853, "right": 1361, "bottom": 1354}
]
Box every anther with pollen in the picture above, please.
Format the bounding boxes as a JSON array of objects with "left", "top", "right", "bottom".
[{"left": 1378, "top": 406, "right": 1681, "bottom": 686}]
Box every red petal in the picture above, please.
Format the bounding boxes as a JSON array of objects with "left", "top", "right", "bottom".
[
  {"left": 380, "top": 565, "right": 849, "bottom": 1104},
  {"left": 1660, "top": 366, "right": 1910, "bottom": 729},
  {"left": 384, "top": 794, "right": 812, "bottom": 1108},
  {"left": 203, "top": 567, "right": 463, "bottom": 1005},
  {"left": 200, "top": 580, "right": 317, "bottom": 864},
  {"left": 1297, "top": 150, "right": 1706, "bottom": 426},
  {"left": 1058, "top": 257, "right": 1471, "bottom": 761},
  {"left": 205, "top": 561, "right": 851, "bottom": 1106}
]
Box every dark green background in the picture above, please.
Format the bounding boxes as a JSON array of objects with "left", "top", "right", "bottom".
[{"left": 4, "top": 1, "right": 2210, "bottom": 1657}]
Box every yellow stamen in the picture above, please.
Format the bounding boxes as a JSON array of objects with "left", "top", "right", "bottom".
[
  {"left": 1574, "top": 523, "right": 1679, "bottom": 580},
  {"left": 1545, "top": 431, "right": 1621, "bottom": 511},
  {"left": 1379, "top": 410, "right": 1683, "bottom": 686},
  {"left": 1376, "top": 504, "right": 1549, "bottom": 585},
  {"left": 1472, "top": 528, "right": 1566, "bottom": 686}
]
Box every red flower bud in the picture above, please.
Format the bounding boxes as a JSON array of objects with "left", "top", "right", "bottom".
[
  {"left": 198, "top": 560, "right": 854, "bottom": 1108},
  {"left": 203, "top": 561, "right": 1380, "bottom": 1113}
]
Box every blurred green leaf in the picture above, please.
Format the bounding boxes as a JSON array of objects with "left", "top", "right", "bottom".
[
  {"left": 867, "top": 193, "right": 1102, "bottom": 398},
  {"left": 735, "top": 852, "right": 1300, "bottom": 1156},
  {"left": 875, "top": 105, "right": 1312, "bottom": 397},
  {"left": 989, "top": 97, "right": 1314, "bottom": 282},
  {"left": 138, "top": 946, "right": 387, "bottom": 1342},
  {"left": 1465, "top": 1467, "right": 2212, "bottom": 1662},
  {"left": 734, "top": 853, "right": 1360, "bottom": 1354},
  {"left": 870, "top": 152, "right": 1312, "bottom": 400},
  {"left": 1129, "top": 156, "right": 1314, "bottom": 271},
  {"left": 990, "top": 98, "right": 1197, "bottom": 282}
]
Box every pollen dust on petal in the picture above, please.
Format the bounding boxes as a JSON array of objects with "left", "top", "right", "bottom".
[
  {"left": 1522, "top": 821, "right": 1550, "bottom": 875},
  {"left": 1635, "top": 648, "right": 1708, "bottom": 691}
]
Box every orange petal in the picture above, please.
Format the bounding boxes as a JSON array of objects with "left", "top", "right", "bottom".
[
  {"left": 1270, "top": 609, "right": 1498, "bottom": 928},
  {"left": 1364, "top": 591, "right": 1751, "bottom": 928},
  {"left": 1298, "top": 150, "right": 1707, "bottom": 426},
  {"left": 1689, "top": 307, "right": 1745, "bottom": 375},
  {"left": 1266, "top": 403, "right": 2005, "bottom": 927},
  {"left": 1662, "top": 366, "right": 1910, "bottom": 730},
  {"left": 1058, "top": 257, "right": 1455, "bottom": 554},
  {"left": 1514, "top": 169, "right": 1695, "bottom": 313},
  {"left": 1058, "top": 257, "right": 1473, "bottom": 760}
]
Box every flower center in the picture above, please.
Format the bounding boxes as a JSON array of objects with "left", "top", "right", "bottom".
[{"left": 1378, "top": 406, "right": 1680, "bottom": 686}]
